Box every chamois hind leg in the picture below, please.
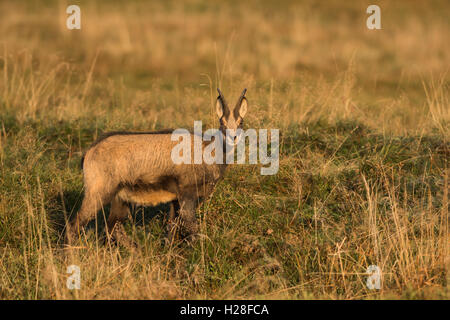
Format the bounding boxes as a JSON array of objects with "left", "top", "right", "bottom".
[
  {"left": 106, "top": 196, "right": 135, "bottom": 247},
  {"left": 107, "top": 196, "right": 130, "bottom": 235},
  {"left": 66, "top": 186, "right": 114, "bottom": 245}
]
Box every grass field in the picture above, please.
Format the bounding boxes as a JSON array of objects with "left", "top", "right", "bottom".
[{"left": 0, "top": 0, "right": 448, "bottom": 299}]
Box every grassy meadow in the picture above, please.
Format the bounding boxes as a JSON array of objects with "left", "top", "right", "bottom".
[{"left": 0, "top": 0, "right": 448, "bottom": 299}]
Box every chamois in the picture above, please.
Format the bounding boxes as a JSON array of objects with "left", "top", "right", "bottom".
[{"left": 66, "top": 89, "right": 248, "bottom": 245}]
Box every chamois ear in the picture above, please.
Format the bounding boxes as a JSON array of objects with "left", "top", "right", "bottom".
[
  {"left": 234, "top": 88, "right": 248, "bottom": 119},
  {"left": 216, "top": 88, "right": 229, "bottom": 119}
]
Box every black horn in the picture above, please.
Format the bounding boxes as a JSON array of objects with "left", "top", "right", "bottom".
[
  {"left": 234, "top": 88, "right": 247, "bottom": 109},
  {"left": 217, "top": 88, "right": 230, "bottom": 116},
  {"left": 217, "top": 88, "right": 227, "bottom": 105}
]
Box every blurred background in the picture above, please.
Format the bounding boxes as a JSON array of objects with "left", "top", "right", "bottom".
[{"left": 0, "top": 0, "right": 448, "bottom": 133}]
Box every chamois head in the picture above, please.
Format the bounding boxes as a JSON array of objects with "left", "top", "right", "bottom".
[{"left": 216, "top": 88, "right": 248, "bottom": 146}]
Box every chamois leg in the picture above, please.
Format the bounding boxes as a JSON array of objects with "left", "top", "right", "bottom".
[
  {"left": 66, "top": 187, "right": 114, "bottom": 245},
  {"left": 106, "top": 196, "right": 132, "bottom": 245},
  {"left": 167, "top": 200, "right": 180, "bottom": 243},
  {"left": 177, "top": 194, "right": 199, "bottom": 241}
]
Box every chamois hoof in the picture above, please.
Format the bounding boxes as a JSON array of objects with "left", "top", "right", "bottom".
[
  {"left": 164, "top": 231, "right": 180, "bottom": 247},
  {"left": 183, "top": 232, "right": 200, "bottom": 245},
  {"left": 65, "top": 226, "right": 82, "bottom": 247},
  {"left": 108, "top": 224, "right": 139, "bottom": 249}
]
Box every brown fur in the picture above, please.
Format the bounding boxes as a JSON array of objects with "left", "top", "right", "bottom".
[
  {"left": 66, "top": 89, "right": 248, "bottom": 245},
  {"left": 81, "top": 129, "right": 175, "bottom": 169}
]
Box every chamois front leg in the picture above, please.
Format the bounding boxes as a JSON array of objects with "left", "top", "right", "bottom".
[
  {"left": 166, "top": 200, "right": 180, "bottom": 243},
  {"left": 176, "top": 193, "right": 200, "bottom": 241}
]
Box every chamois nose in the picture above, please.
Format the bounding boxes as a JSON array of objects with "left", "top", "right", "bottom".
[{"left": 226, "top": 129, "right": 238, "bottom": 145}]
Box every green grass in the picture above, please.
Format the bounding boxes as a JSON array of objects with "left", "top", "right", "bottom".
[{"left": 0, "top": 114, "right": 447, "bottom": 299}]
